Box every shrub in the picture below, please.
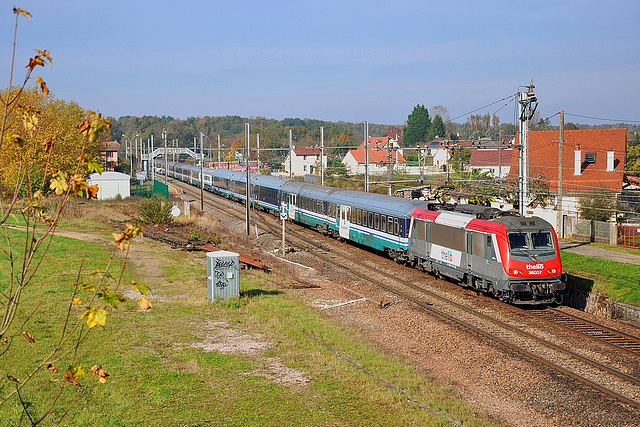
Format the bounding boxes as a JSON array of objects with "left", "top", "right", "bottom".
[{"left": 137, "top": 197, "right": 174, "bottom": 225}]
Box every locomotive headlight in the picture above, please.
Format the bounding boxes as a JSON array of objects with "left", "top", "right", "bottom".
[{"left": 551, "top": 268, "right": 556, "bottom": 273}]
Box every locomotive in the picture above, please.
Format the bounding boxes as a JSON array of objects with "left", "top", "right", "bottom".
[{"left": 156, "top": 161, "right": 565, "bottom": 305}]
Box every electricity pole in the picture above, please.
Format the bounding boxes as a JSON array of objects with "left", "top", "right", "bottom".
[
  {"left": 245, "top": 123, "right": 250, "bottom": 236},
  {"left": 518, "top": 82, "right": 538, "bottom": 216},
  {"left": 199, "top": 132, "right": 204, "bottom": 211},
  {"left": 558, "top": 110, "right": 564, "bottom": 237},
  {"left": 320, "top": 126, "right": 324, "bottom": 186},
  {"left": 163, "top": 129, "right": 167, "bottom": 184},
  {"left": 364, "top": 121, "right": 369, "bottom": 192}
]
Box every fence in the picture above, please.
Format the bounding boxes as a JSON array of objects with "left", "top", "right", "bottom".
[
  {"left": 565, "top": 218, "right": 617, "bottom": 245},
  {"left": 617, "top": 224, "right": 640, "bottom": 249}
]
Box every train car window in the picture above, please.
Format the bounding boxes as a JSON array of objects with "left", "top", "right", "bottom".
[
  {"left": 532, "top": 232, "right": 553, "bottom": 249},
  {"left": 362, "top": 211, "right": 368, "bottom": 227},
  {"left": 368, "top": 212, "right": 374, "bottom": 229},
  {"left": 486, "top": 236, "right": 496, "bottom": 260},
  {"left": 394, "top": 218, "right": 399, "bottom": 235},
  {"left": 416, "top": 219, "right": 426, "bottom": 241},
  {"left": 318, "top": 201, "right": 322, "bottom": 214},
  {"left": 374, "top": 214, "right": 380, "bottom": 230},
  {"left": 508, "top": 233, "right": 530, "bottom": 251},
  {"left": 381, "top": 215, "right": 387, "bottom": 232},
  {"left": 472, "top": 232, "right": 485, "bottom": 257},
  {"left": 356, "top": 209, "right": 361, "bottom": 224},
  {"left": 388, "top": 217, "right": 393, "bottom": 233}
]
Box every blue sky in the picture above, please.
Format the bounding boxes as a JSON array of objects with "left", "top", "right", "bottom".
[{"left": 2, "top": 1, "right": 639, "bottom": 126}]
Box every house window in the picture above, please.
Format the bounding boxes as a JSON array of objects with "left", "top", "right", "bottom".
[
  {"left": 584, "top": 152, "right": 596, "bottom": 163},
  {"left": 303, "top": 165, "right": 308, "bottom": 171}
]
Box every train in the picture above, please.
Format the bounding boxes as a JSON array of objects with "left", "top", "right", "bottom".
[{"left": 155, "top": 161, "right": 566, "bottom": 305}]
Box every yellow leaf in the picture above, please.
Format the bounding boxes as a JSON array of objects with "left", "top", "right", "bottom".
[
  {"left": 81, "top": 307, "right": 107, "bottom": 328},
  {"left": 22, "top": 331, "right": 35, "bottom": 343},
  {"left": 71, "top": 298, "right": 82, "bottom": 305},
  {"left": 47, "top": 364, "right": 59, "bottom": 375},
  {"left": 138, "top": 297, "right": 152, "bottom": 311}
]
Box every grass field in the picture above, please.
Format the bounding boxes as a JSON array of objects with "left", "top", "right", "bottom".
[
  {"left": 561, "top": 251, "right": 640, "bottom": 305},
  {"left": 0, "top": 224, "right": 496, "bottom": 426}
]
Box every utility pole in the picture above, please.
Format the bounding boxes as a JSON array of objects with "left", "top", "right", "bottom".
[
  {"left": 217, "top": 134, "right": 221, "bottom": 166},
  {"left": 199, "top": 132, "right": 204, "bottom": 211},
  {"left": 256, "top": 133, "right": 260, "bottom": 172},
  {"left": 289, "top": 129, "right": 292, "bottom": 179},
  {"left": 320, "top": 126, "right": 324, "bottom": 186},
  {"left": 150, "top": 134, "right": 154, "bottom": 181},
  {"left": 364, "top": 121, "right": 369, "bottom": 192},
  {"left": 245, "top": 123, "right": 250, "bottom": 236},
  {"left": 163, "top": 129, "right": 168, "bottom": 184},
  {"left": 558, "top": 110, "right": 564, "bottom": 237},
  {"left": 518, "top": 82, "right": 538, "bottom": 216}
]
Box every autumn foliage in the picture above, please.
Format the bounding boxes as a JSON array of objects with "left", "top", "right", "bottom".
[{"left": 0, "top": 7, "right": 150, "bottom": 424}]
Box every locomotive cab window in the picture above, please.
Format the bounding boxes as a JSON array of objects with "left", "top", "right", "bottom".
[
  {"left": 532, "top": 232, "right": 553, "bottom": 249},
  {"left": 508, "top": 233, "right": 530, "bottom": 251}
]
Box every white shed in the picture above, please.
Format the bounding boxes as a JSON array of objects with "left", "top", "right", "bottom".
[{"left": 88, "top": 172, "right": 130, "bottom": 200}]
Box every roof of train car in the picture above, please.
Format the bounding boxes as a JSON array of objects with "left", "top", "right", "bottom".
[
  {"left": 330, "top": 189, "right": 427, "bottom": 217},
  {"left": 493, "top": 215, "right": 553, "bottom": 231},
  {"left": 250, "top": 174, "right": 292, "bottom": 190},
  {"left": 296, "top": 183, "right": 342, "bottom": 200}
]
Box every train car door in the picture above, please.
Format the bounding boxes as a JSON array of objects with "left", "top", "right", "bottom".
[
  {"left": 339, "top": 205, "right": 351, "bottom": 239},
  {"left": 288, "top": 193, "right": 297, "bottom": 220},
  {"left": 466, "top": 231, "right": 473, "bottom": 272}
]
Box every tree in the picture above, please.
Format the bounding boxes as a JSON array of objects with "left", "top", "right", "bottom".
[
  {"left": 0, "top": 8, "right": 149, "bottom": 424},
  {"left": 429, "top": 115, "right": 445, "bottom": 140},
  {"left": 0, "top": 87, "right": 102, "bottom": 192},
  {"left": 450, "top": 148, "right": 471, "bottom": 172},
  {"left": 578, "top": 188, "right": 617, "bottom": 221},
  {"left": 403, "top": 104, "right": 431, "bottom": 146},
  {"left": 429, "top": 105, "right": 450, "bottom": 123}
]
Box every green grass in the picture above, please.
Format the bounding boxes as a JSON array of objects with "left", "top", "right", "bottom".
[
  {"left": 0, "top": 229, "right": 496, "bottom": 426},
  {"left": 562, "top": 252, "right": 640, "bottom": 305}
]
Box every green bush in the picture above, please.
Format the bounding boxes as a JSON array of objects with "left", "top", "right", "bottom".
[{"left": 137, "top": 197, "right": 174, "bottom": 225}]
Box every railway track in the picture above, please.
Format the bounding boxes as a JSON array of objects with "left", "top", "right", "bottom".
[
  {"left": 172, "top": 179, "right": 640, "bottom": 412},
  {"left": 527, "top": 307, "right": 640, "bottom": 356}
]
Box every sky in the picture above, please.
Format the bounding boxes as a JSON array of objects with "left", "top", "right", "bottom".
[{"left": 2, "top": 1, "right": 639, "bottom": 127}]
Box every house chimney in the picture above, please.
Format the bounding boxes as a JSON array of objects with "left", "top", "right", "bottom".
[
  {"left": 574, "top": 145, "right": 581, "bottom": 176},
  {"left": 606, "top": 150, "right": 615, "bottom": 171}
]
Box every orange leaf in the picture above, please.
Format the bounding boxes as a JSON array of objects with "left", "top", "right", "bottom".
[
  {"left": 13, "top": 7, "right": 31, "bottom": 20},
  {"left": 22, "top": 331, "right": 35, "bottom": 343}
]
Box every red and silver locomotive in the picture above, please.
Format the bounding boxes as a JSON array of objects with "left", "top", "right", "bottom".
[{"left": 408, "top": 207, "right": 565, "bottom": 304}]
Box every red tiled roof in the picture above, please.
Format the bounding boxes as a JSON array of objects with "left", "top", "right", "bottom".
[
  {"left": 347, "top": 146, "right": 406, "bottom": 164},
  {"left": 469, "top": 149, "right": 513, "bottom": 166},
  {"left": 508, "top": 129, "right": 626, "bottom": 193},
  {"left": 102, "top": 141, "right": 120, "bottom": 151}
]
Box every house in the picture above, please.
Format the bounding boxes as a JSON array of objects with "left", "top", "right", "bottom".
[
  {"left": 101, "top": 141, "right": 120, "bottom": 171},
  {"left": 508, "top": 128, "right": 627, "bottom": 225},
  {"left": 469, "top": 148, "right": 514, "bottom": 178},
  {"left": 283, "top": 147, "right": 333, "bottom": 177},
  {"left": 341, "top": 136, "right": 406, "bottom": 175}
]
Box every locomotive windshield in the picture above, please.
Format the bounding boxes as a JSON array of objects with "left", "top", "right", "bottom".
[{"left": 508, "top": 231, "right": 554, "bottom": 251}]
